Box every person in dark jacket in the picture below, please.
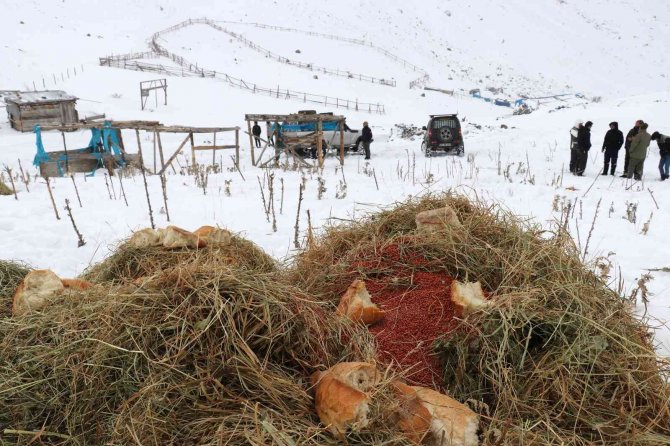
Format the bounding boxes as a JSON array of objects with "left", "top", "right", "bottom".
[
  {"left": 651, "top": 131, "right": 670, "bottom": 181},
  {"left": 621, "top": 119, "right": 643, "bottom": 177},
  {"left": 601, "top": 122, "right": 624, "bottom": 175},
  {"left": 361, "top": 121, "right": 373, "bottom": 160},
  {"left": 569, "top": 121, "right": 582, "bottom": 174},
  {"left": 575, "top": 121, "right": 592, "bottom": 176},
  {"left": 252, "top": 121, "right": 262, "bottom": 148}
]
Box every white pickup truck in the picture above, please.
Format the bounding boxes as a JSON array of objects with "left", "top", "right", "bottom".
[{"left": 271, "top": 112, "right": 362, "bottom": 157}]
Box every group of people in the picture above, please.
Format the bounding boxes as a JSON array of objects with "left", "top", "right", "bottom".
[
  {"left": 252, "top": 120, "right": 374, "bottom": 160},
  {"left": 570, "top": 120, "right": 670, "bottom": 181}
]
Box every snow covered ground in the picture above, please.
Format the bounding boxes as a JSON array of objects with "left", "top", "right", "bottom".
[{"left": 1, "top": 0, "right": 669, "bottom": 353}]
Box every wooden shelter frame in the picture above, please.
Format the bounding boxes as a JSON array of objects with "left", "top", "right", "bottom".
[
  {"left": 140, "top": 79, "right": 168, "bottom": 110},
  {"left": 39, "top": 120, "right": 240, "bottom": 175},
  {"left": 244, "top": 113, "right": 346, "bottom": 168}
]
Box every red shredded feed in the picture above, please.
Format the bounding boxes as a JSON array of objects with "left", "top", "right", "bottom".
[{"left": 349, "top": 242, "right": 459, "bottom": 389}]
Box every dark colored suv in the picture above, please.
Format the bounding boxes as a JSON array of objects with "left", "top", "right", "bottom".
[{"left": 421, "top": 114, "right": 464, "bottom": 157}]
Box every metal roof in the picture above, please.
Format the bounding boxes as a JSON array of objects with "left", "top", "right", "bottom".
[{"left": 4, "top": 90, "right": 78, "bottom": 105}]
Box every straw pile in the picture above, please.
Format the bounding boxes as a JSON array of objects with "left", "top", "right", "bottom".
[
  {"left": 0, "top": 249, "right": 408, "bottom": 444},
  {"left": 0, "top": 259, "right": 30, "bottom": 318},
  {"left": 81, "top": 232, "right": 277, "bottom": 284},
  {"left": 0, "top": 179, "right": 13, "bottom": 196},
  {"left": 291, "top": 193, "right": 670, "bottom": 445}
]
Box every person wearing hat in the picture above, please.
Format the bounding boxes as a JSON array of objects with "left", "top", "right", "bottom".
[
  {"left": 626, "top": 122, "right": 651, "bottom": 180},
  {"left": 361, "top": 121, "right": 373, "bottom": 160},
  {"left": 621, "top": 119, "right": 643, "bottom": 177},
  {"left": 575, "top": 121, "right": 593, "bottom": 176}
]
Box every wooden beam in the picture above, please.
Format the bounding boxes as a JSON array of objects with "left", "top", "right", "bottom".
[
  {"left": 317, "top": 120, "right": 323, "bottom": 168},
  {"left": 235, "top": 128, "right": 240, "bottom": 169},
  {"left": 247, "top": 120, "right": 255, "bottom": 166},
  {"left": 158, "top": 133, "right": 191, "bottom": 175},
  {"left": 244, "top": 113, "right": 345, "bottom": 123},
  {"left": 339, "top": 122, "right": 345, "bottom": 165},
  {"left": 191, "top": 145, "right": 238, "bottom": 150}
]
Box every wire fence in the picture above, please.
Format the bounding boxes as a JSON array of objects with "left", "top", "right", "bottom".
[
  {"left": 100, "top": 18, "right": 386, "bottom": 114},
  {"left": 216, "top": 19, "right": 430, "bottom": 89}
]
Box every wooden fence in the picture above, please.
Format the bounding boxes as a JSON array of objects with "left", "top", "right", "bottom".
[
  {"left": 100, "top": 18, "right": 386, "bottom": 114},
  {"left": 216, "top": 19, "right": 430, "bottom": 89}
]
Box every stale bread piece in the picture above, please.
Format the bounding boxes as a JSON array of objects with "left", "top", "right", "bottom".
[
  {"left": 415, "top": 206, "right": 463, "bottom": 232},
  {"left": 392, "top": 381, "right": 432, "bottom": 444},
  {"left": 450, "top": 280, "right": 490, "bottom": 315},
  {"left": 411, "top": 386, "right": 479, "bottom": 446},
  {"left": 311, "top": 362, "right": 381, "bottom": 438},
  {"left": 161, "top": 226, "right": 202, "bottom": 249},
  {"left": 12, "top": 269, "right": 65, "bottom": 316},
  {"left": 193, "top": 225, "right": 232, "bottom": 246},
  {"left": 61, "top": 278, "right": 94, "bottom": 290},
  {"left": 336, "top": 279, "right": 384, "bottom": 325},
  {"left": 127, "top": 228, "right": 163, "bottom": 248}
]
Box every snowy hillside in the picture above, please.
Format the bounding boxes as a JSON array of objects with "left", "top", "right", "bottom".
[{"left": 1, "top": 0, "right": 670, "bottom": 352}]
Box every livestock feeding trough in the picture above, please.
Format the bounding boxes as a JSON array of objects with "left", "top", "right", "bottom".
[{"left": 33, "top": 121, "right": 140, "bottom": 178}]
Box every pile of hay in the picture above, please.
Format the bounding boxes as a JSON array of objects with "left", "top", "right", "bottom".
[
  {"left": 291, "top": 193, "right": 670, "bottom": 445},
  {"left": 0, "top": 259, "right": 399, "bottom": 444},
  {"left": 0, "top": 179, "right": 13, "bottom": 196},
  {"left": 81, "top": 232, "right": 277, "bottom": 284},
  {"left": 0, "top": 259, "right": 30, "bottom": 318}
]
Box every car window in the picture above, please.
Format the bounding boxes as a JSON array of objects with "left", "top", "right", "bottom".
[{"left": 431, "top": 118, "right": 459, "bottom": 129}]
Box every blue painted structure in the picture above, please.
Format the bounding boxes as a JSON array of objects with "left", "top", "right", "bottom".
[{"left": 33, "top": 121, "right": 128, "bottom": 177}]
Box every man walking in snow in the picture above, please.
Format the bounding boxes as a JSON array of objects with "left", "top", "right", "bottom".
[
  {"left": 621, "top": 119, "right": 643, "bottom": 177},
  {"left": 626, "top": 123, "right": 651, "bottom": 180},
  {"left": 361, "top": 121, "right": 373, "bottom": 160},
  {"left": 601, "top": 122, "right": 624, "bottom": 175},
  {"left": 651, "top": 131, "right": 670, "bottom": 181},
  {"left": 569, "top": 121, "right": 582, "bottom": 174},
  {"left": 252, "top": 121, "right": 262, "bottom": 148},
  {"left": 575, "top": 121, "right": 592, "bottom": 176}
]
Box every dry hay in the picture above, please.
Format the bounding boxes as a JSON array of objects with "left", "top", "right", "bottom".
[
  {"left": 0, "top": 254, "right": 418, "bottom": 445},
  {"left": 81, "top": 232, "right": 276, "bottom": 284},
  {"left": 0, "top": 259, "right": 31, "bottom": 318},
  {"left": 0, "top": 179, "right": 13, "bottom": 196},
  {"left": 290, "top": 192, "right": 670, "bottom": 445}
]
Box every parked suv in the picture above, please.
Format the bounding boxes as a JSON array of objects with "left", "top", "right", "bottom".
[{"left": 421, "top": 114, "right": 464, "bottom": 157}]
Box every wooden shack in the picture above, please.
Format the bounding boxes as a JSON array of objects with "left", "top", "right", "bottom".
[{"left": 4, "top": 90, "right": 79, "bottom": 132}]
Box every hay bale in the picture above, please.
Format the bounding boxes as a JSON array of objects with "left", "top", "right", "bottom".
[
  {"left": 0, "top": 179, "right": 13, "bottom": 196},
  {"left": 0, "top": 259, "right": 393, "bottom": 445},
  {"left": 82, "top": 232, "right": 277, "bottom": 285},
  {"left": 0, "top": 259, "right": 31, "bottom": 317},
  {"left": 290, "top": 192, "right": 670, "bottom": 445}
]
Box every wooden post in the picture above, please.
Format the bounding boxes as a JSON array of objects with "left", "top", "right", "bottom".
[
  {"left": 235, "top": 127, "right": 240, "bottom": 168},
  {"left": 247, "top": 120, "right": 255, "bottom": 165},
  {"left": 60, "top": 131, "right": 70, "bottom": 175},
  {"left": 189, "top": 132, "right": 195, "bottom": 167},
  {"left": 156, "top": 131, "right": 168, "bottom": 173},
  {"left": 316, "top": 119, "right": 323, "bottom": 168},
  {"left": 339, "top": 120, "right": 345, "bottom": 165},
  {"left": 212, "top": 131, "right": 217, "bottom": 167},
  {"left": 152, "top": 131, "right": 157, "bottom": 173}
]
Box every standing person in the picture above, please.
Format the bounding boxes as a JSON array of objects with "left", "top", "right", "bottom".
[
  {"left": 252, "top": 121, "right": 262, "bottom": 148},
  {"left": 651, "top": 131, "right": 670, "bottom": 181},
  {"left": 626, "top": 123, "right": 651, "bottom": 180},
  {"left": 621, "top": 120, "right": 643, "bottom": 177},
  {"left": 569, "top": 120, "right": 583, "bottom": 174},
  {"left": 266, "top": 121, "right": 274, "bottom": 146},
  {"left": 601, "top": 122, "right": 624, "bottom": 175},
  {"left": 575, "top": 121, "right": 592, "bottom": 176},
  {"left": 361, "top": 121, "right": 373, "bottom": 160}
]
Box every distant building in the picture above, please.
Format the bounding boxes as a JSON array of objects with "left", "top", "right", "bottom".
[{"left": 4, "top": 90, "right": 79, "bottom": 132}]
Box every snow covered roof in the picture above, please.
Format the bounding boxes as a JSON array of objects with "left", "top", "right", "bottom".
[{"left": 4, "top": 90, "right": 78, "bottom": 105}]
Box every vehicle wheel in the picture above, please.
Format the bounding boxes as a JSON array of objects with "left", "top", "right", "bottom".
[{"left": 422, "top": 142, "right": 431, "bottom": 157}]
